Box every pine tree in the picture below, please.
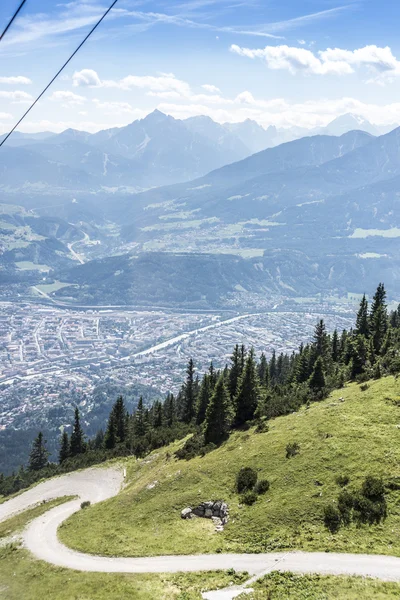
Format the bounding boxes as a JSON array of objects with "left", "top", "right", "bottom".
[
  {"left": 153, "top": 401, "right": 163, "bottom": 428},
  {"left": 204, "top": 375, "right": 233, "bottom": 445},
  {"left": 163, "top": 393, "right": 176, "bottom": 428},
  {"left": 182, "top": 358, "right": 196, "bottom": 423},
  {"left": 28, "top": 432, "right": 49, "bottom": 471},
  {"left": 58, "top": 430, "right": 70, "bottom": 464},
  {"left": 196, "top": 374, "right": 211, "bottom": 425},
  {"left": 133, "top": 397, "right": 147, "bottom": 438},
  {"left": 228, "top": 344, "right": 242, "bottom": 400},
  {"left": 208, "top": 361, "right": 217, "bottom": 390},
  {"left": 355, "top": 294, "right": 369, "bottom": 337},
  {"left": 313, "top": 319, "right": 329, "bottom": 359},
  {"left": 70, "top": 408, "right": 85, "bottom": 457},
  {"left": 258, "top": 352, "right": 268, "bottom": 385},
  {"left": 309, "top": 356, "right": 326, "bottom": 393},
  {"left": 234, "top": 349, "right": 260, "bottom": 426},
  {"left": 331, "top": 329, "right": 340, "bottom": 362},
  {"left": 269, "top": 350, "right": 277, "bottom": 384}
]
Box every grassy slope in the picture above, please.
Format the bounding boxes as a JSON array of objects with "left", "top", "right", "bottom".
[{"left": 60, "top": 377, "right": 400, "bottom": 557}]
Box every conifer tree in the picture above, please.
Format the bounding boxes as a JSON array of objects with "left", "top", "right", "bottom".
[
  {"left": 182, "top": 358, "right": 196, "bottom": 423},
  {"left": 163, "top": 393, "right": 176, "bottom": 428},
  {"left": 258, "top": 352, "right": 268, "bottom": 385},
  {"left": 234, "top": 348, "right": 260, "bottom": 426},
  {"left": 331, "top": 329, "right": 340, "bottom": 362},
  {"left": 196, "top": 374, "right": 211, "bottom": 425},
  {"left": 309, "top": 356, "right": 326, "bottom": 393},
  {"left": 58, "top": 430, "right": 70, "bottom": 464},
  {"left": 153, "top": 401, "right": 163, "bottom": 428},
  {"left": 269, "top": 350, "right": 277, "bottom": 384},
  {"left": 70, "top": 408, "right": 85, "bottom": 457},
  {"left": 208, "top": 361, "right": 217, "bottom": 390},
  {"left": 369, "top": 283, "right": 387, "bottom": 351},
  {"left": 355, "top": 294, "right": 369, "bottom": 337},
  {"left": 204, "top": 375, "right": 233, "bottom": 445},
  {"left": 28, "top": 432, "right": 49, "bottom": 471},
  {"left": 313, "top": 319, "right": 329, "bottom": 359},
  {"left": 228, "top": 344, "right": 242, "bottom": 400},
  {"left": 133, "top": 397, "right": 147, "bottom": 438}
]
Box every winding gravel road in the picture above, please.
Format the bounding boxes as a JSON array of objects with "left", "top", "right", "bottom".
[{"left": 2, "top": 466, "right": 400, "bottom": 599}]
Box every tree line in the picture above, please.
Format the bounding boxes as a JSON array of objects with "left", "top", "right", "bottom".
[{"left": 1, "top": 283, "right": 399, "bottom": 496}]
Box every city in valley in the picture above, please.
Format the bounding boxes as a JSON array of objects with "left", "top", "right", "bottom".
[{"left": 0, "top": 300, "right": 355, "bottom": 431}]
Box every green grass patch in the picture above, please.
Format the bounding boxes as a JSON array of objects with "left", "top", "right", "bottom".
[
  {"left": 239, "top": 571, "right": 400, "bottom": 599},
  {"left": 60, "top": 377, "right": 400, "bottom": 558}
]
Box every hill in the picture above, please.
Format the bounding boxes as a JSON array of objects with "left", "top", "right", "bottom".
[{"left": 60, "top": 376, "right": 400, "bottom": 559}]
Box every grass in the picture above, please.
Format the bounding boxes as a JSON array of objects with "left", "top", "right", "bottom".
[
  {"left": 238, "top": 572, "right": 400, "bottom": 599},
  {"left": 60, "top": 377, "right": 400, "bottom": 557}
]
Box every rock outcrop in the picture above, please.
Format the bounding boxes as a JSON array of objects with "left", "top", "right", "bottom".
[{"left": 181, "top": 501, "right": 229, "bottom": 531}]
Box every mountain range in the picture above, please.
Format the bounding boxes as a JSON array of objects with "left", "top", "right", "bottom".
[{"left": 1, "top": 111, "right": 398, "bottom": 196}]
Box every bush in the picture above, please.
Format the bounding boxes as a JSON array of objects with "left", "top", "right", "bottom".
[
  {"left": 255, "top": 418, "right": 269, "bottom": 433},
  {"left": 80, "top": 500, "right": 91, "bottom": 509},
  {"left": 360, "top": 383, "right": 369, "bottom": 391},
  {"left": 323, "top": 505, "right": 341, "bottom": 533},
  {"left": 236, "top": 467, "right": 258, "bottom": 493},
  {"left": 362, "top": 476, "right": 385, "bottom": 501},
  {"left": 335, "top": 474, "right": 350, "bottom": 487},
  {"left": 254, "top": 479, "right": 270, "bottom": 495},
  {"left": 175, "top": 433, "right": 204, "bottom": 460},
  {"left": 337, "top": 490, "right": 355, "bottom": 525},
  {"left": 240, "top": 490, "right": 258, "bottom": 506},
  {"left": 286, "top": 442, "right": 300, "bottom": 459}
]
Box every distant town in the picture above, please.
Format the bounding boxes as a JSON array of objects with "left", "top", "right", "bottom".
[{"left": 0, "top": 299, "right": 355, "bottom": 430}]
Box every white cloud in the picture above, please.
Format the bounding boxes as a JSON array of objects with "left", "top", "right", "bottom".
[
  {"left": 0, "top": 112, "right": 12, "bottom": 120},
  {"left": 202, "top": 84, "right": 221, "bottom": 93},
  {"left": 72, "top": 69, "right": 102, "bottom": 88},
  {"left": 230, "top": 43, "right": 400, "bottom": 82},
  {"left": 0, "top": 76, "right": 32, "bottom": 85},
  {"left": 49, "top": 91, "right": 86, "bottom": 106},
  {"left": 0, "top": 90, "right": 33, "bottom": 103},
  {"left": 92, "top": 99, "right": 139, "bottom": 115},
  {"left": 72, "top": 69, "right": 192, "bottom": 96}
]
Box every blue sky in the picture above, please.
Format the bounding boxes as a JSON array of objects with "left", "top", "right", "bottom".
[{"left": 1, "top": 0, "right": 400, "bottom": 133}]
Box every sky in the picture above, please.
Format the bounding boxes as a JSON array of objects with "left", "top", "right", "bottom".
[{"left": 1, "top": 0, "right": 400, "bottom": 133}]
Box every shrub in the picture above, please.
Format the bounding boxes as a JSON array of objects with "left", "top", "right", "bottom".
[
  {"left": 175, "top": 433, "right": 204, "bottom": 460},
  {"left": 286, "top": 442, "right": 300, "bottom": 459},
  {"left": 255, "top": 418, "right": 269, "bottom": 433},
  {"left": 362, "top": 476, "right": 385, "bottom": 501},
  {"left": 240, "top": 490, "right": 258, "bottom": 506},
  {"left": 323, "top": 505, "right": 341, "bottom": 533},
  {"left": 254, "top": 479, "right": 270, "bottom": 495},
  {"left": 360, "top": 383, "right": 369, "bottom": 391},
  {"left": 335, "top": 474, "right": 350, "bottom": 487},
  {"left": 337, "top": 490, "right": 355, "bottom": 525},
  {"left": 236, "top": 467, "right": 258, "bottom": 493},
  {"left": 80, "top": 500, "right": 91, "bottom": 509}
]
